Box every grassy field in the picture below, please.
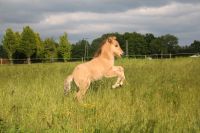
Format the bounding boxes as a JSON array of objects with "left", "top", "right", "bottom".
[{"left": 0, "top": 58, "right": 200, "bottom": 132}]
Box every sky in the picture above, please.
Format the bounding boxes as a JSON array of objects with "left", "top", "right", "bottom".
[{"left": 0, "top": 0, "right": 200, "bottom": 45}]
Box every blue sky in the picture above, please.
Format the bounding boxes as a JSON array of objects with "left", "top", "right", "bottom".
[{"left": 0, "top": 0, "right": 200, "bottom": 45}]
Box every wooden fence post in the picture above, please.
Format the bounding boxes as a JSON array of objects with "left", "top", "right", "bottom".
[{"left": 0, "top": 58, "right": 2, "bottom": 65}]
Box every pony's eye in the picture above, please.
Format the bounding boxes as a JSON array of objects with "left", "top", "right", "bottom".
[{"left": 115, "top": 45, "right": 118, "bottom": 47}]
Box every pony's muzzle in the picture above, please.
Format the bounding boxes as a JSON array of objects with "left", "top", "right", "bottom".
[{"left": 120, "top": 51, "right": 124, "bottom": 57}]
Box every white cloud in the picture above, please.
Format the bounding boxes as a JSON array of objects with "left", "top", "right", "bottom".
[
  {"left": 43, "top": 12, "right": 100, "bottom": 25},
  {"left": 1, "top": 1, "right": 200, "bottom": 45}
]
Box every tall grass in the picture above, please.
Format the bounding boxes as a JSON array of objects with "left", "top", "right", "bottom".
[{"left": 0, "top": 58, "right": 200, "bottom": 132}]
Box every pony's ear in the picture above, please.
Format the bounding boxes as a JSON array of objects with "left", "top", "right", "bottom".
[
  {"left": 111, "top": 36, "right": 116, "bottom": 40},
  {"left": 108, "top": 37, "right": 113, "bottom": 44},
  {"left": 107, "top": 36, "right": 116, "bottom": 44}
]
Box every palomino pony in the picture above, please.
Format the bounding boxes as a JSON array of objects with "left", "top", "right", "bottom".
[{"left": 64, "top": 36, "right": 125, "bottom": 101}]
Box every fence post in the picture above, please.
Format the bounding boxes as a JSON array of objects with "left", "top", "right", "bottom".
[
  {"left": 126, "top": 40, "right": 128, "bottom": 57},
  {"left": 0, "top": 58, "right": 2, "bottom": 65},
  {"left": 170, "top": 53, "right": 172, "bottom": 59},
  {"left": 82, "top": 57, "right": 83, "bottom": 62}
]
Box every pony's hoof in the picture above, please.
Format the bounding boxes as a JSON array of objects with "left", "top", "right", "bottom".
[
  {"left": 112, "top": 84, "right": 120, "bottom": 89},
  {"left": 112, "top": 85, "right": 116, "bottom": 89},
  {"left": 64, "top": 90, "right": 69, "bottom": 96}
]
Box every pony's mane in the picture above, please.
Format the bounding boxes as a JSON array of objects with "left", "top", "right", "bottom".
[
  {"left": 93, "top": 36, "right": 116, "bottom": 58},
  {"left": 93, "top": 39, "right": 107, "bottom": 58}
]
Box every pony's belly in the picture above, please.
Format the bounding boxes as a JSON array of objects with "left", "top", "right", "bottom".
[
  {"left": 89, "top": 66, "right": 104, "bottom": 81},
  {"left": 91, "top": 73, "right": 103, "bottom": 81}
]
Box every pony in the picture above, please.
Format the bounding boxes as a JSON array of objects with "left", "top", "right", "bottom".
[{"left": 64, "top": 36, "right": 125, "bottom": 101}]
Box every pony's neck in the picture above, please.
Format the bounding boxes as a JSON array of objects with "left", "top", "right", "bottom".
[{"left": 99, "top": 45, "right": 114, "bottom": 65}]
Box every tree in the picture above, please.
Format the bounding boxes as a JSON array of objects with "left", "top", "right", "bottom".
[
  {"left": 13, "top": 32, "right": 22, "bottom": 63},
  {"left": 161, "top": 34, "right": 179, "bottom": 54},
  {"left": 35, "top": 33, "right": 44, "bottom": 59},
  {"left": 15, "top": 32, "right": 21, "bottom": 46},
  {"left": 0, "top": 45, "right": 7, "bottom": 58},
  {"left": 58, "top": 33, "right": 71, "bottom": 62},
  {"left": 2, "top": 28, "right": 17, "bottom": 64},
  {"left": 72, "top": 39, "right": 89, "bottom": 60},
  {"left": 19, "top": 26, "right": 36, "bottom": 64},
  {"left": 190, "top": 40, "right": 200, "bottom": 53},
  {"left": 124, "top": 32, "right": 148, "bottom": 56},
  {"left": 150, "top": 37, "right": 167, "bottom": 55},
  {"left": 144, "top": 33, "right": 155, "bottom": 44},
  {"left": 43, "top": 38, "right": 58, "bottom": 62},
  {"left": 144, "top": 33, "right": 155, "bottom": 54}
]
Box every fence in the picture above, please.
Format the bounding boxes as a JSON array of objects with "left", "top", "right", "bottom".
[
  {"left": 0, "top": 53, "right": 199, "bottom": 65},
  {"left": 127, "top": 53, "right": 200, "bottom": 59}
]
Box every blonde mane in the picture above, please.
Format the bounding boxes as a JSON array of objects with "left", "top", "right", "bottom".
[{"left": 93, "top": 39, "right": 107, "bottom": 58}]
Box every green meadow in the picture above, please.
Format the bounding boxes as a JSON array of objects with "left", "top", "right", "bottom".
[{"left": 0, "top": 58, "right": 200, "bottom": 132}]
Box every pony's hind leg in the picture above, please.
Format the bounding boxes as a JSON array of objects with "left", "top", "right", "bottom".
[
  {"left": 75, "top": 79, "right": 90, "bottom": 102},
  {"left": 64, "top": 75, "right": 73, "bottom": 95}
]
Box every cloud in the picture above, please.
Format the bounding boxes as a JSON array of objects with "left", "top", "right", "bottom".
[
  {"left": 1, "top": 0, "right": 200, "bottom": 24},
  {"left": 0, "top": 0, "right": 200, "bottom": 45}
]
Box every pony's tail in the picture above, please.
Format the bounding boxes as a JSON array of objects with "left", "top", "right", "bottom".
[{"left": 64, "top": 75, "right": 73, "bottom": 95}]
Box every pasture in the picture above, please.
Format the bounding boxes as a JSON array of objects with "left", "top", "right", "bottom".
[{"left": 0, "top": 58, "right": 200, "bottom": 132}]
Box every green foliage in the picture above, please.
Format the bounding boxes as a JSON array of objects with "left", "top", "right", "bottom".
[
  {"left": 0, "top": 58, "right": 200, "bottom": 132},
  {"left": 161, "top": 34, "right": 179, "bottom": 54},
  {"left": 1, "top": 26, "right": 200, "bottom": 62},
  {"left": 0, "top": 45, "right": 7, "bottom": 58},
  {"left": 124, "top": 32, "right": 149, "bottom": 55},
  {"left": 19, "top": 26, "right": 36, "bottom": 63},
  {"left": 144, "top": 33, "right": 155, "bottom": 44},
  {"left": 43, "top": 38, "right": 58, "bottom": 61},
  {"left": 89, "top": 32, "right": 180, "bottom": 57},
  {"left": 58, "top": 33, "right": 71, "bottom": 61},
  {"left": 35, "top": 33, "right": 44, "bottom": 58},
  {"left": 15, "top": 32, "right": 21, "bottom": 46},
  {"left": 2, "top": 28, "right": 18, "bottom": 62},
  {"left": 150, "top": 37, "right": 166, "bottom": 54},
  {"left": 149, "top": 34, "right": 179, "bottom": 55},
  {"left": 190, "top": 40, "right": 200, "bottom": 53},
  {"left": 72, "top": 39, "right": 89, "bottom": 59}
]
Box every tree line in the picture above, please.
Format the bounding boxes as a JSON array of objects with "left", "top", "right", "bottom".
[
  {"left": 0, "top": 26, "right": 71, "bottom": 64},
  {"left": 74, "top": 33, "right": 200, "bottom": 59},
  {"left": 1, "top": 26, "right": 200, "bottom": 64}
]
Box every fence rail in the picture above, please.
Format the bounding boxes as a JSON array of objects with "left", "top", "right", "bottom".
[{"left": 0, "top": 53, "right": 199, "bottom": 65}]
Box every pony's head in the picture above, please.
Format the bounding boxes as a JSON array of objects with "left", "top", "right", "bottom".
[
  {"left": 107, "top": 36, "right": 124, "bottom": 57},
  {"left": 94, "top": 36, "right": 124, "bottom": 58}
]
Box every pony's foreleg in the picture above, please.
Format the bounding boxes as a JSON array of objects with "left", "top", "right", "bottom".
[
  {"left": 112, "top": 70, "right": 125, "bottom": 88},
  {"left": 104, "top": 66, "right": 125, "bottom": 89},
  {"left": 118, "top": 69, "right": 125, "bottom": 86},
  {"left": 112, "top": 77, "right": 122, "bottom": 88},
  {"left": 64, "top": 75, "right": 73, "bottom": 95}
]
